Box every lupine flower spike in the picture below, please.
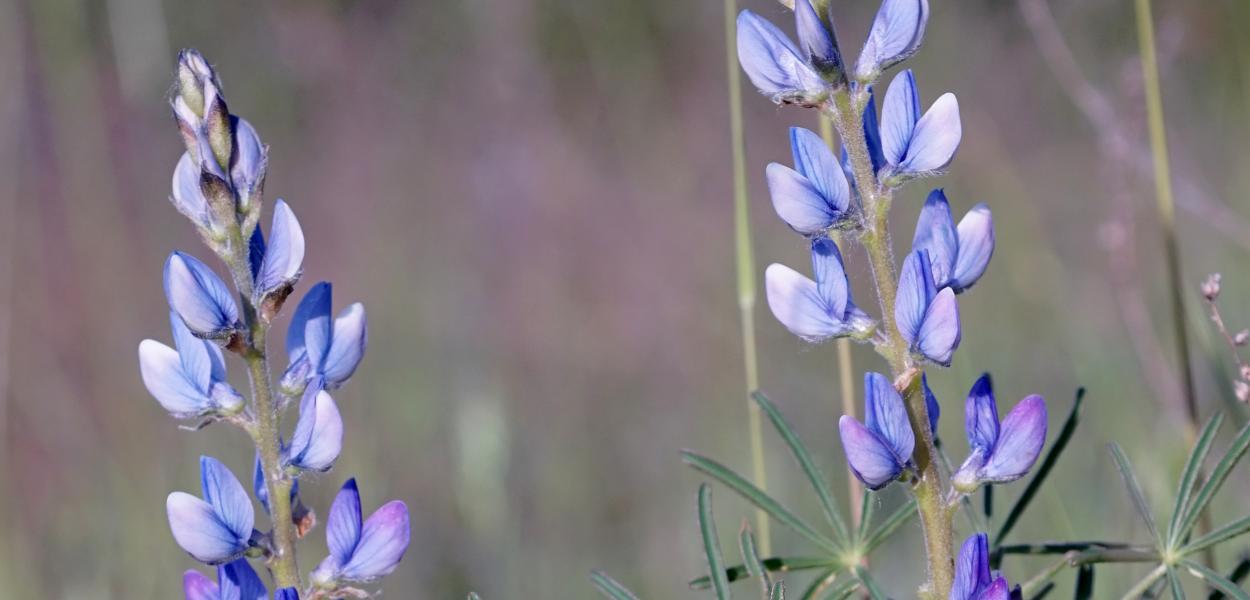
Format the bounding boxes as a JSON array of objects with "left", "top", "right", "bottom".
[
  {"left": 140, "top": 311, "right": 244, "bottom": 419},
  {"left": 165, "top": 251, "right": 241, "bottom": 342},
  {"left": 895, "top": 249, "right": 960, "bottom": 365},
  {"left": 311, "top": 479, "right": 411, "bottom": 588},
  {"left": 183, "top": 559, "right": 267, "bottom": 600},
  {"left": 280, "top": 282, "right": 367, "bottom": 394},
  {"left": 952, "top": 374, "right": 1048, "bottom": 492},
  {"left": 912, "top": 189, "right": 994, "bottom": 293},
  {"left": 950, "top": 533, "right": 1013, "bottom": 600},
  {"left": 767, "top": 127, "right": 854, "bottom": 236},
  {"left": 167, "top": 456, "right": 255, "bottom": 564},
  {"left": 765, "top": 238, "right": 875, "bottom": 342},
  {"left": 839, "top": 372, "right": 915, "bottom": 489},
  {"left": 855, "top": 0, "right": 929, "bottom": 82},
  {"left": 880, "top": 69, "right": 961, "bottom": 182}
]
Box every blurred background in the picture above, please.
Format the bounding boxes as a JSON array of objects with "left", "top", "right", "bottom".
[{"left": 3, "top": 0, "right": 1250, "bottom": 596}]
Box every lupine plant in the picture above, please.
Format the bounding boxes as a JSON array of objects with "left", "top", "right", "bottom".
[
  {"left": 138, "top": 50, "right": 409, "bottom": 599},
  {"left": 590, "top": 0, "right": 1250, "bottom": 598}
]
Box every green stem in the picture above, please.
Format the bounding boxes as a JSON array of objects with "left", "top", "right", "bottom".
[
  {"left": 724, "top": 0, "right": 770, "bottom": 555},
  {"left": 827, "top": 89, "right": 950, "bottom": 599}
]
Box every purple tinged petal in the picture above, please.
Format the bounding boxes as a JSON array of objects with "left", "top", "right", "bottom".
[
  {"left": 339, "top": 500, "right": 411, "bottom": 582},
  {"left": 922, "top": 373, "right": 940, "bottom": 435},
  {"left": 165, "top": 252, "right": 239, "bottom": 338},
  {"left": 980, "top": 395, "right": 1047, "bottom": 483},
  {"left": 900, "top": 93, "right": 961, "bottom": 173},
  {"left": 172, "top": 153, "right": 210, "bottom": 227},
  {"left": 255, "top": 200, "right": 305, "bottom": 298},
  {"left": 288, "top": 283, "right": 332, "bottom": 366},
  {"left": 951, "top": 203, "right": 994, "bottom": 292},
  {"left": 894, "top": 250, "right": 935, "bottom": 345},
  {"left": 862, "top": 86, "right": 886, "bottom": 174},
  {"left": 736, "top": 11, "right": 815, "bottom": 97},
  {"left": 916, "top": 286, "right": 960, "bottom": 366},
  {"left": 184, "top": 570, "right": 219, "bottom": 600},
  {"left": 789, "top": 127, "right": 851, "bottom": 215},
  {"left": 863, "top": 372, "right": 914, "bottom": 463},
  {"left": 167, "top": 492, "right": 248, "bottom": 564},
  {"left": 811, "top": 239, "right": 850, "bottom": 317},
  {"left": 171, "top": 311, "right": 214, "bottom": 392},
  {"left": 248, "top": 226, "right": 265, "bottom": 279},
  {"left": 950, "top": 533, "right": 992, "bottom": 600},
  {"left": 975, "top": 578, "right": 1011, "bottom": 600},
  {"left": 230, "top": 118, "right": 265, "bottom": 204},
  {"left": 856, "top": 0, "right": 929, "bottom": 79},
  {"left": 964, "top": 374, "right": 999, "bottom": 454},
  {"left": 327, "top": 479, "right": 363, "bottom": 565},
  {"left": 766, "top": 163, "right": 839, "bottom": 235},
  {"left": 765, "top": 264, "right": 844, "bottom": 342},
  {"left": 285, "top": 388, "right": 343, "bottom": 472},
  {"left": 199, "top": 456, "right": 255, "bottom": 548},
  {"left": 880, "top": 69, "right": 920, "bottom": 167},
  {"left": 139, "top": 339, "right": 214, "bottom": 417},
  {"left": 838, "top": 416, "right": 905, "bottom": 490},
  {"left": 219, "top": 559, "right": 267, "bottom": 600},
  {"left": 913, "top": 190, "right": 958, "bottom": 287},
  {"left": 794, "top": 0, "right": 841, "bottom": 73},
  {"left": 322, "top": 303, "right": 367, "bottom": 387}
]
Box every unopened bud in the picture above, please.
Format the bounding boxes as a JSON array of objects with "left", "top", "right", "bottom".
[
  {"left": 1235, "top": 380, "right": 1250, "bottom": 403},
  {"left": 1235, "top": 330, "right": 1249, "bottom": 346},
  {"left": 1202, "top": 273, "right": 1222, "bottom": 301},
  {"left": 176, "top": 49, "right": 215, "bottom": 118}
]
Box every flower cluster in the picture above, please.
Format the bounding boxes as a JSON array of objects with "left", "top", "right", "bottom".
[{"left": 138, "top": 49, "right": 409, "bottom": 598}]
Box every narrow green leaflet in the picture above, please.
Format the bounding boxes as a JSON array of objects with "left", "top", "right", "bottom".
[
  {"left": 856, "top": 490, "right": 875, "bottom": 544},
  {"left": 1167, "top": 568, "right": 1186, "bottom": 600},
  {"left": 995, "top": 389, "right": 1084, "bottom": 544},
  {"left": 1180, "top": 515, "right": 1250, "bottom": 557},
  {"left": 740, "top": 522, "right": 773, "bottom": 597},
  {"left": 770, "top": 582, "right": 786, "bottom": 600},
  {"left": 590, "top": 570, "right": 642, "bottom": 600},
  {"left": 1109, "top": 443, "right": 1161, "bottom": 542},
  {"left": 682, "top": 451, "right": 840, "bottom": 553},
  {"left": 1175, "top": 423, "right": 1250, "bottom": 543},
  {"left": 862, "top": 498, "right": 917, "bottom": 554},
  {"left": 1210, "top": 557, "right": 1250, "bottom": 600},
  {"left": 853, "top": 567, "right": 889, "bottom": 600},
  {"left": 1179, "top": 559, "right": 1250, "bottom": 600},
  {"left": 1166, "top": 413, "right": 1223, "bottom": 548},
  {"left": 753, "top": 392, "right": 850, "bottom": 544},
  {"left": 699, "top": 484, "right": 732, "bottom": 600},
  {"left": 797, "top": 568, "right": 841, "bottom": 600}
]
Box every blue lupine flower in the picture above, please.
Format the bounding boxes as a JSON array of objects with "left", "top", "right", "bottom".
[
  {"left": 921, "top": 372, "right": 940, "bottom": 435},
  {"left": 139, "top": 311, "right": 244, "bottom": 419},
  {"left": 736, "top": 10, "right": 829, "bottom": 105},
  {"left": 838, "top": 372, "right": 914, "bottom": 489},
  {"left": 165, "top": 251, "right": 241, "bottom": 341},
  {"left": 167, "top": 456, "right": 255, "bottom": 564},
  {"left": 230, "top": 118, "right": 266, "bottom": 211},
  {"left": 952, "top": 375, "right": 1048, "bottom": 492},
  {"left": 840, "top": 85, "right": 886, "bottom": 181},
  {"left": 895, "top": 249, "right": 960, "bottom": 365},
  {"left": 912, "top": 190, "right": 994, "bottom": 293},
  {"left": 767, "top": 127, "right": 853, "bottom": 235},
  {"left": 280, "top": 282, "right": 367, "bottom": 393},
  {"left": 172, "top": 152, "right": 212, "bottom": 230},
  {"left": 253, "top": 199, "right": 305, "bottom": 304},
  {"left": 765, "top": 239, "right": 875, "bottom": 342},
  {"left": 283, "top": 379, "right": 344, "bottom": 472},
  {"left": 793, "top": 0, "right": 844, "bottom": 78},
  {"left": 879, "top": 69, "right": 961, "bottom": 179},
  {"left": 311, "top": 479, "right": 411, "bottom": 585},
  {"left": 950, "top": 533, "right": 1011, "bottom": 600},
  {"left": 855, "top": 0, "right": 929, "bottom": 81},
  {"left": 183, "top": 559, "right": 267, "bottom": 600}
]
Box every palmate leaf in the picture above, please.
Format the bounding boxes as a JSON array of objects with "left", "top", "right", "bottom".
[
  {"left": 590, "top": 570, "right": 642, "bottom": 600},
  {"left": 1109, "top": 443, "right": 1161, "bottom": 542},
  {"left": 995, "top": 388, "right": 1084, "bottom": 545},
  {"left": 1180, "top": 559, "right": 1250, "bottom": 600},
  {"left": 682, "top": 450, "right": 841, "bottom": 554},
  {"left": 699, "top": 484, "right": 732, "bottom": 600},
  {"left": 1167, "top": 413, "right": 1224, "bottom": 549},
  {"left": 688, "top": 557, "right": 839, "bottom": 590},
  {"left": 1175, "top": 422, "right": 1250, "bottom": 544}
]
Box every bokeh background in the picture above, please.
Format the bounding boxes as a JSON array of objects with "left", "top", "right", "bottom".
[{"left": 4, "top": 0, "right": 1250, "bottom": 596}]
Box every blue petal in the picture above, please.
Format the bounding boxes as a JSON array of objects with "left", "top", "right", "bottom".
[
  {"left": 811, "top": 239, "right": 850, "bottom": 317},
  {"left": 172, "top": 153, "right": 210, "bottom": 227},
  {"left": 139, "top": 339, "right": 214, "bottom": 417},
  {"left": 766, "top": 163, "right": 840, "bottom": 235},
  {"left": 230, "top": 118, "right": 266, "bottom": 205},
  {"left": 287, "top": 282, "right": 332, "bottom": 366},
  {"left": 736, "top": 11, "right": 823, "bottom": 98},
  {"left": 218, "top": 559, "right": 267, "bottom": 600},
  {"left": 913, "top": 189, "right": 958, "bottom": 288},
  {"left": 322, "top": 303, "right": 368, "bottom": 387},
  {"left": 880, "top": 69, "right": 920, "bottom": 167},
  {"left": 895, "top": 250, "right": 936, "bottom": 345},
  {"left": 950, "top": 533, "right": 991, "bottom": 600},
  {"left": 285, "top": 385, "right": 343, "bottom": 472},
  {"left": 199, "top": 456, "right": 255, "bottom": 548},
  {"left": 861, "top": 86, "right": 886, "bottom": 174},
  {"left": 248, "top": 226, "right": 265, "bottom": 279},
  {"left": 255, "top": 200, "right": 305, "bottom": 299},
  {"left": 916, "top": 287, "right": 960, "bottom": 365},
  {"left": 183, "top": 570, "right": 219, "bottom": 600},
  {"left": 339, "top": 500, "right": 410, "bottom": 582},
  {"left": 855, "top": 0, "right": 929, "bottom": 79},
  {"left": 764, "top": 263, "right": 845, "bottom": 342},
  {"left": 789, "top": 127, "right": 851, "bottom": 216},
  {"left": 794, "top": 0, "right": 842, "bottom": 73},
  {"left": 964, "top": 374, "right": 999, "bottom": 455},
  {"left": 165, "top": 252, "right": 240, "bottom": 338},
  {"left": 327, "top": 479, "right": 363, "bottom": 565},
  {"left": 838, "top": 415, "right": 905, "bottom": 490},
  {"left": 863, "top": 372, "right": 914, "bottom": 464},
  {"left": 980, "top": 395, "right": 1047, "bottom": 483},
  {"left": 975, "top": 578, "right": 1011, "bottom": 600},
  {"left": 170, "top": 311, "right": 214, "bottom": 393},
  {"left": 167, "top": 492, "right": 248, "bottom": 564},
  {"left": 274, "top": 589, "right": 300, "bottom": 600},
  {"left": 899, "top": 93, "right": 961, "bottom": 174},
  {"left": 922, "top": 373, "right": 940, "bottom": 435},
  {"left": 951, "top": 203, "right": 994, "bottom": 292}
]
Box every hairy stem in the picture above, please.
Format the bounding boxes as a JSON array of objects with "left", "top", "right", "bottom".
[
  {"left": 724, "top": 0, "right": 770, "bottom": 554},
  {"left": 827, "top": 89, "right": 951, "bottom": 599}
]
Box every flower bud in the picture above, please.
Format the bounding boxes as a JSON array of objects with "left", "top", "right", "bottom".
[
  {"left": 1235, "top": 330, "right": 1249, "bottom": 346},
  {"left": 1236, "top": 380, "right": 1250, "bottom": 403},
  {"left": 1202, "top": 273, "right": 1222, "bottom": 300},
  {"left": 176, "top": 49, "right": 216, "bottom": 119}
]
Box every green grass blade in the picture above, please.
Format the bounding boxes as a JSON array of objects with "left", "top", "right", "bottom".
[
  {"left": 1109, "top": 443, "right": 1161, "bottom": 542},
  {"left": 995, "top": 389, "right": 1084, "bottom": 544},
  {"left": 740, "top": 522, "right": 773, "bottom": 597},
  {"left": 1180, "top": 559, "right": 1250, "bottom": 600},
  {"left": 699, "top": 484, "right": 732, "bottom": 600},
  {"left": 1177, "top": 423, "right": 1250, "bottom": 543},
  {"left": 590, "top": 571, "right": 641, "bottom": 600},
  {"left": 853, "top": 567, "right": 889, "bottom": 600},
  {"left": 1168, "top": 568, "right": 1186, "bottom": 599},
  {"left": 689, "top": 557, "right": 837, "bottom": 590},
  {"left": 752, "top": 391, "right": 850, "bottom": 543},
  {"left": 770, "top": 582, "right": 785, "bottom": 600},
  {"left": 1075, "top": 564, "right": 1095, "bottom": 600},
  {"left": 1167, "top": 414, "right": 1224, "bottom": 548},
  {"left": 797, "top": 568, "right": 841, "bottom": 600},
  {"left": 862, "top": 498, "right": 917, "bottom": 554},
  {"left": 1182, "top": 515, "right": 1250, "bottom": 558},
  {"left": 683, "top": 450, "right": 840, "bottom": 553}
]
